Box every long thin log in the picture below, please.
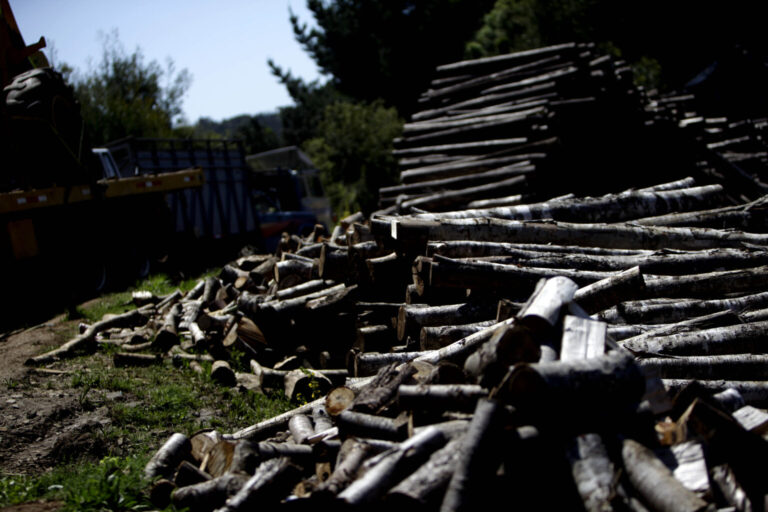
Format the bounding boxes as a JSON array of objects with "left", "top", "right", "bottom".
[
  {"left": 386, "top": 436, "right": 463, "bottom": 508},
  {"left": 27, "top": 306, "right": 153, "bottom": 365},
  {"left": 227, "top": 376, "right": 373, "bottom": 440},
  {"left": 612, "top": 290, "right": 768, "bottom": 325},
  {"left": 621, "top": 439, "right": 708, "bottom": 512},
  {"left": 408, "top": 184, "right": 725, "bottom": 223},
  {"left": 573, "top": 266, "right": 645, "bottom": 314},
  {"left": 380, "top": 163, "right": 534, "bottom": 200},
  {"left": 662, "top": 380, "right": 768, "bottom": 407},
  {"left": 637, "top": 354, "right": 768, "bottom": 380},
  {"left": 388, "top": 217, "right": 768, "bottom": 251},
  {"left": 618, "top": 310, "right": 742, "bottom": 347},
  {"left": 398, "top": 384, "right": 487, "bottom": 412},
  {"left": 397, "top": 301, "right": 497, "bottom": 342},
  {"left": 338, "top": 426, "right": 448, "bottom": 506},
  {"left": 440, "top": 399, "right": 506, "bottom": 512},
  {"left": 420, "top": 321, "right": 496, "bottom": 350},
  {"left": 621, "top": 320, "right": 768, "bottom": 356},
  {"left": 314, "top": 439, "right": 376, "bottom": 497},
  {"left": 400, "top": 174, "right": 528, "bottom": 212},
  {"left": 427, "top": 240, "right": 651, "bottom": 259}
]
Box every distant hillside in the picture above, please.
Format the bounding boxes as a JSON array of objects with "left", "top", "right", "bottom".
[{"left": 193, "top": 113, "right": 283, "bottom": 141}]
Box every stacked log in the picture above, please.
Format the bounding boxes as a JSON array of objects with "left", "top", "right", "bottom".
[{"left": 25, "top": 43, "right": 768, "bottom": 510}]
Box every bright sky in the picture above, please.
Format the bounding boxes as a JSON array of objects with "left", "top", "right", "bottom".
[{"left": 8, "top": 0, "right": 324, "bottom": 123}]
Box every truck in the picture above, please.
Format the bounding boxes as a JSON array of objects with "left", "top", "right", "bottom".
[
  {"left": 102, "top": 138, "right": 329, "bottom": 253},
  {"left": 0, "top": 0, "right": 203, "bottom": 319}
]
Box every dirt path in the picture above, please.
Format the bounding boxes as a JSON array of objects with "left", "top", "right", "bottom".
[{"left": 0, "top": 316, "right": 110, "bottom": 476}]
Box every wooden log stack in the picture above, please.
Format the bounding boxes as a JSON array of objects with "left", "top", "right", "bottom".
[{"left": 24, "top": 43, "right": 768, "bottom": 510}]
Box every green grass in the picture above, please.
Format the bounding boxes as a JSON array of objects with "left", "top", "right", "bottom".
[
  {"left": 1, "top": 269, "right": 293, "bottom": 510},
  {"left": 74, "top": 271, "right": 217, "bottom": 323},
  {"left": 1, "top": 455, "right": 152, "bottom": 511}
]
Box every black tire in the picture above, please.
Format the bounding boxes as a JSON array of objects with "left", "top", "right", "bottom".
[{"left": 2, "top": 67, "right": 95, "bottom": 189}]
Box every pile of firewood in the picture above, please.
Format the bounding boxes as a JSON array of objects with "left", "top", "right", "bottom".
[{"left": 26, "top": 43, "right": 768, "bottom": 510}]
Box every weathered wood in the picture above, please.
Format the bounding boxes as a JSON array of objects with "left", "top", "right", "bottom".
[
  {"left": 386, "top": 436, "right": 463, "bottom": 508},
  {"left": 566, "top": 433, "right": 617, "bottom": 512},
  {"left": 174, "top": 460, "right": 211, "bottom": 488},
  {"left": 420, "top": 320, "right": 496, "bottom": 350},
  {"left": 27, "top": 306, "right": 153, "bottom": 365},
  {"left": 352, "top": 362, "right": 417, "bottom": 414},
  {"left": 518, "top": 276, "right": 579, "bottom": 329},
  {"left": 643, "top": 265, "right": 768, "bottom": 300},
  {"left": 621, "top": 438, "right": 708, "bottom": 512},
  {"left": 172, "top": 472, "right": 249, "bottom": 512},
  {"left": 380, "top": 163, "right": 533, "bottom": 201},
  {"left": 408, "top": 184, "right": 725, "bottom": 223},
  {"left": 228, "top": 377, "right": 373, "bottom": 440},
  {"left": 338, "top": 425, "right": 448, "bottom": 506},
  {"left": 211, "top": 360, "right": 236, "bottom": 387},
  {"left": 274, "top": 257, "right": 318, "bottom": 288},
  {"left": 574, "top": 266, "right": 645, "bottom": 314},
  {"left": 400, "top": 174, "right": 528, "bottom": 212},
  {"left": 710, "top": 464, "right": 754, "bottom": 512},
  {"left": 389, "top": 217, "right": 768, "bottom": 251},
  {"left": 113, "top": 352, "right": 162, "bottom": 367},
  {"left": 428, "top": 255, "right": 611, "bottom": 292},
  {"left": 314, "top": 438, "right": 376, "bottom": 497},
  {"left": 654, "top": 441, "right": 710, "bottom": 495},
  {"left": 398, "top": 384, "right": 487, "bottom": 412},
  {"left": 612, "top": 290, "right": 768, "bottom": 325},
  {"left": 621, "top": 320, "right": 768, "bottom": 356},
  {"left": 354, "top": 352, "right": 428, "bottom": 377},
  {"left": 440, "top": 399, "right": 506, "bottom": 512},
  {"left": 145, "top": 432, "right": 192, "bottom": 480},
  {"left": 637, "top": 354, "right": 768, "bottom": 380},
  {"left": 283, "top": 368, "right": 333, "bottom": 402},
  {"left": 495, "top": 351, "right": 646, "bottom": 429},
  {"left": 154, "top": 303, "right": 181, "bottom": 350},
  {"left": 426, "top": 240, "right": 652, "bottom": 259},
  {"left": 463, "top": 322, "right": 540, "bottom": 387},
  {"left": 216, "top": 458, "right": 301, "bottom": 512},
  {"left": 617, "top": 310, "right": 741, "bottom": 347},
  {"left": 336, "top": 410, "right": 409, "bottom": 441},
  {"left": 559, "top": 316, "right": 606, "bottom": 361},
  {"left": 397, "top": 301, "right": 496, "bottom": 342}
]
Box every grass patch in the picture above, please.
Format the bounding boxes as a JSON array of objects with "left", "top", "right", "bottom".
[
  {"left": 2, "top": 268, "right": 294, "bottom": 510},
  {"left": 1, "top": 455, "right": 154, "bottom": 511},
  {"left": 74, "top": 270, "right": 218, "bottom": 323}
]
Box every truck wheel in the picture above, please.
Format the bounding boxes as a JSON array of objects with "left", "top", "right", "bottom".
[{"left": 3, "top": 67, "right": 95, "bottom": 186}]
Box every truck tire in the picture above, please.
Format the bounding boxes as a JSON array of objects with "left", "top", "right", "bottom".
[{"left": 2, "top": 67, "right": 95, "bottom": 188}]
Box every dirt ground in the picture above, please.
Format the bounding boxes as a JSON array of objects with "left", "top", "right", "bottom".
[{"left": 0, "top": 313, "right": 111, "bottom": 479}]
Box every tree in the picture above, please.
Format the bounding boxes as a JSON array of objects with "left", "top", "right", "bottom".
[
  {"left": 268, "top": 60, "right": 344, "bottom": 145},
  {"left": 464, "top": 0, "right": 768, "bottom": 94},
  {"left": 70, "top": 32, "right": 191, "bottom": 146},
  {"left": 303, "top": 101, "right": 402, "bottom": 216},
  {"left": 284, "top": 0, "right": 495, "bottom": 116}
]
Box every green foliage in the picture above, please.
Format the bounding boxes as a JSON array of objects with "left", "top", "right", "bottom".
[
  {"left": 465, "top": 0, "right": 540, "bottom": 58},
  {"left": 303, "top": 100, "right": 402, "bottom": 215},
  {"left": 287, "top": 0, "right": 495, "bottom": 115},
  {"left": 268, "top": 60, "right": 345, "bottom": 145},
  {"left": 1, "top": 455, "right": 152, "bottom": 511},
  {"left": 69, "top": 31, "right": 191, "bottom": 146},
  {"left": 465, "top": 0, "right": 768, "bottom": 93}
]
